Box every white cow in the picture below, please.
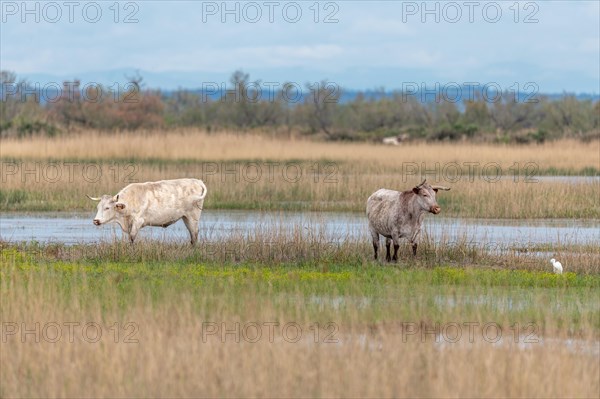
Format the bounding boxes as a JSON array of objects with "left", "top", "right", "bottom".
[
  {"left": 382, "top": 136, "right": 400, "bottom": 145},
  {"left": 382, "top": 134, "right": 410, "bottom": 145},
  {"left": 88, "top": 178, "right": 207, "bottom": 244}
]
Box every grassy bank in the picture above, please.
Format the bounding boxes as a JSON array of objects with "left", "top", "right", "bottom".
[
  {"left": 1, "top": 240, "right": 599, "bottom": 398},
  {"left": 3, "top": 228, "right": 599, "bottom": 274}
]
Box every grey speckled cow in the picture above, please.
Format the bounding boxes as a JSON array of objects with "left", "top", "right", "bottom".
[
  {"left": 367, "top": 179, "right": 450, "bottom": 261},
  {"left": 88, "top": 178, "right": 207, "bottom": 244}
]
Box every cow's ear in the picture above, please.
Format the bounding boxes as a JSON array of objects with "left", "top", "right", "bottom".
[
  {"left": 115, "top": 203, "right": 126, "bottom": 211},
  {"left": 412, "top": 187, "right": 420, "bottom": 194},
  {"left": 433, "top": 188, "right": 439, "bottom": 193}
]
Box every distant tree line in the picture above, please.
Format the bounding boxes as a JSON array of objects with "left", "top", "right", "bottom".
[{"left": 1, "top": 70, "right": 598, "bottom": 143}]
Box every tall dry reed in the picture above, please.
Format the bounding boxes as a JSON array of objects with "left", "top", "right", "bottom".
[{"left": 1, "top": 129, "right": 598, "bottom": 173}]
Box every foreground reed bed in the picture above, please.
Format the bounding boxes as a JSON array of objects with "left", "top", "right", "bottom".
[{"left": 1, "top": 238, "right": 599, "bottom": 398}]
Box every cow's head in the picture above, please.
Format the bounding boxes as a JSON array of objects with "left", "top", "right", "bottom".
[
  {"left": 87, "top": 194, "right": 126, "bottom": 225},
  {"left": 412, "top": 180, "right": 450, "bottom": 214}
]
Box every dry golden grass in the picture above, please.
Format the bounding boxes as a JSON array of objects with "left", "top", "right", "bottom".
[
  {"left": 1, "top": 258, "right": 599, "bottom": 398},
  {"left": 3, "top": 309, "right": 598, "bottom": 398},
  {"left": 1, "top": 159, "right": 598, "bottom": 217},
  {"left": 2, "top": 129, "right": 598, "bottom": 216},
  {"left": 2, "top": 128, "right": 599, "bottom": 173}
]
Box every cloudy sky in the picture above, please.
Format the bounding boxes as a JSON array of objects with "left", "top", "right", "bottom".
[{"left": 1, "top": 1, "right": 599, "bottom": 92}]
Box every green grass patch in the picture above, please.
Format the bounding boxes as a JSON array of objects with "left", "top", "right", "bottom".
[{"left": 3, "top": 247, "right": 598, "bottom": 333}]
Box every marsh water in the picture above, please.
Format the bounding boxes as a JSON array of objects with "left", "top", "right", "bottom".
[{"left": 1, "top": 210, "right": 598, "bottom": 246}]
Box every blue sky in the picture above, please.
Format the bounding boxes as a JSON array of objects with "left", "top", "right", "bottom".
[{"left": 1, "top": 1, "right": 599, "bottom": 92}]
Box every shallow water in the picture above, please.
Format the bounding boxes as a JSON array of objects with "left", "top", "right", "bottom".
[{"left": 0, "top": 210, "right": 598, "bottom": 246}]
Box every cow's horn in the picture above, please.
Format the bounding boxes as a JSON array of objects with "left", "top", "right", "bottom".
[
  {"left": 86, "top": 195, "right": 101, "bottom": 201},
  {"left": 431, "top": 185, "right": 451, "bottom": 191},
  {"left": 417, "top": 179, "right": 426, "bottom": 187}
]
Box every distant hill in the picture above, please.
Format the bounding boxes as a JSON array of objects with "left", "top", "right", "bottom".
[{"left": 8, "top": 68, "right": 600, "bottom": 105}]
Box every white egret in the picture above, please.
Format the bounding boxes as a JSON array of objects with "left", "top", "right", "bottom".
[{"left": 550, "top": 258, "right": 563, "bottom": 274}]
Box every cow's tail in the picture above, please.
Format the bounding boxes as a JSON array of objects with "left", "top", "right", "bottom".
[{"left": 198, "top": 180, "right": 208, "bottom": 200}]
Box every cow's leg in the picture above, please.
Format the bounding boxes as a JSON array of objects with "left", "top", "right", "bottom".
[
  {"left": 115, "top": 220, "right": 129, "bottom": 244},
  {"left": 391, "top": 232, "right": 401, "bottom": 262},
  {"left": 182, "top": 215, "right": 199, "bottom": 245},
  {"left": 393, "top": 243, "right": 400, "bottom": 261},
  {"left": 410, "top": 229, "right": 421, "bottom": 257},
  {"left": 385, "top": 238, "right": 392, "bottom": 262},
  {"left": 128, "top": 220, "right": 143, "bottom": 244},
  {"left": 369, "top": 228, "right": 379, "bottom": 260}
]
